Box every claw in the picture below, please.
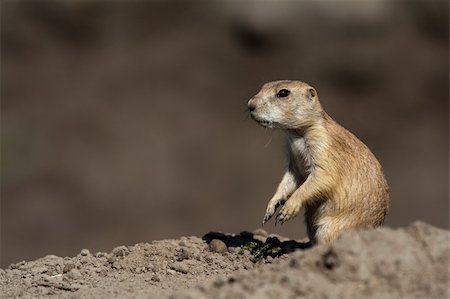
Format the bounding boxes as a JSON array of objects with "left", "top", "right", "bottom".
[
  {"left": 275, "top": 201, "right": 300, "bottom": 225},
  {"left": 275, "top": 213, "right": 281, "bottom": 226},
  {"left": 262, "top": 210, "right": 274, "bottom": 225},
  {"left": 262, "top": 197, "right": 288, "bottom": 226},
  {"left": 264, "top": 213, "right": 272, "bottom": 223}
]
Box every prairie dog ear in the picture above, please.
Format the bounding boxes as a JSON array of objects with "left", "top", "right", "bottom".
[{"left": 307, "top": 87, "right": 317, "bottom": 100}]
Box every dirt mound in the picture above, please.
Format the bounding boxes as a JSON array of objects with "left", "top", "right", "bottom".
[{"left": 1, "top": 222, "right": 448, "bottom": 299}]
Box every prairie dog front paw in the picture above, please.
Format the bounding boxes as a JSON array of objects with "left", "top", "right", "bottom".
[
  {"left": 262, "top": 197, "right": 285, "bottom": 224},
  {"left": 275, "top": 199, "right": 301, "bottom": 225}
]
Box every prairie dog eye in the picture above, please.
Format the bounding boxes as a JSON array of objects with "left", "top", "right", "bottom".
[{"left": 276, "top": 89, "right": 290, "bottom": 98}]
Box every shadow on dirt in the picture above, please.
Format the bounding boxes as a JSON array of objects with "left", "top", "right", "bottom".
[{"left": 203, "top": 231, "right": 311, "bottom": 262}]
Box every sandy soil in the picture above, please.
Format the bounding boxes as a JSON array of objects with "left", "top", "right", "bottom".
[{"left": 1, "top": 221, "right": 448, "bottom": 299}]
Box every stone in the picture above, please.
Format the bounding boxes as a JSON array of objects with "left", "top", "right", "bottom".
[{"left": 209, "top": 239, "right": 227, "bottom": 254}]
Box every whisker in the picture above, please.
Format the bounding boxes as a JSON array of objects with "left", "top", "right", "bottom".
[{"left": 264, "top": 131, "right": 274, "bottom": 147}]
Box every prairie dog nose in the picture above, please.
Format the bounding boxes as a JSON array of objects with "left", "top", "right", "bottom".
[{"left": 248, "top": 99, "right": 256, "bottom": 112}]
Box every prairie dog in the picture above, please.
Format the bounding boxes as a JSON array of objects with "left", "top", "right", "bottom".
[{"left": 248, "top": 80, "right": 389, "bottom": 245}]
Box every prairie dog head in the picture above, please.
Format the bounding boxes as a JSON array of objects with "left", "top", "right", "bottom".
[{"left": 248, "top": 80, "right": 324, "bottom": 130}]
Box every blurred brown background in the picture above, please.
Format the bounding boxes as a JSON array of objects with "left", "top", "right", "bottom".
[{"left": 1, "top": 1, "right": 448, "bottom": 267}]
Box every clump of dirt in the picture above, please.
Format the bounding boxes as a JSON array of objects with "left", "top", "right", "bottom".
[{"left": 1, "top": 222, "right": 448, "bottom": 299}]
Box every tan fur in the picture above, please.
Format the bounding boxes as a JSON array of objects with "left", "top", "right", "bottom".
[{"left": 248, "top": 80, "right": 389, "bottom": 245}]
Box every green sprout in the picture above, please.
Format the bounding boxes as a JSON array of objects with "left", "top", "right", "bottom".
[{"left": 240, "top": 241, "right": 281, "bottom": 263}]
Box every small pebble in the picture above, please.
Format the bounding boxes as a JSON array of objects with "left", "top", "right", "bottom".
[
  {"left": 112, "top": 246, "right": 129, "bottom": 258},
  {"left": 43, "top": 255, "right": 64, "bottom": 267},
  {"left": 107, "top": 256, "right": 116, "bottom": 264},
  {"left": 193, "top": 254, "right": 201, "bottom": 261},
  {"left": 209, "top": 239, "right": 227, "bottom": 254},
  {"left": 23, "top": 277, "right": 32, "bottom": 287},
  {"left": 169, "top": 262, "right": 189, "bottom": 274},
  {"left": 80, "top": 249, "right": 90, "bottom": 256},
  {"left": 63, "top": 262, "right": 76, "bottom": 273},
  {"left": 228, "top": 247, "right": 239, "bottom": 254},
  {"left": 252, "top": 228, "right": 268, "bottom": 237},
  {"left": 176, "top": 248, "right": 194, "bottom": 261},
  {"left": 66, "top": 269, "right": 82, "bottom": 280},
  {"left": 146, "top": 263, "right": 155, "bottom": 273}
]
